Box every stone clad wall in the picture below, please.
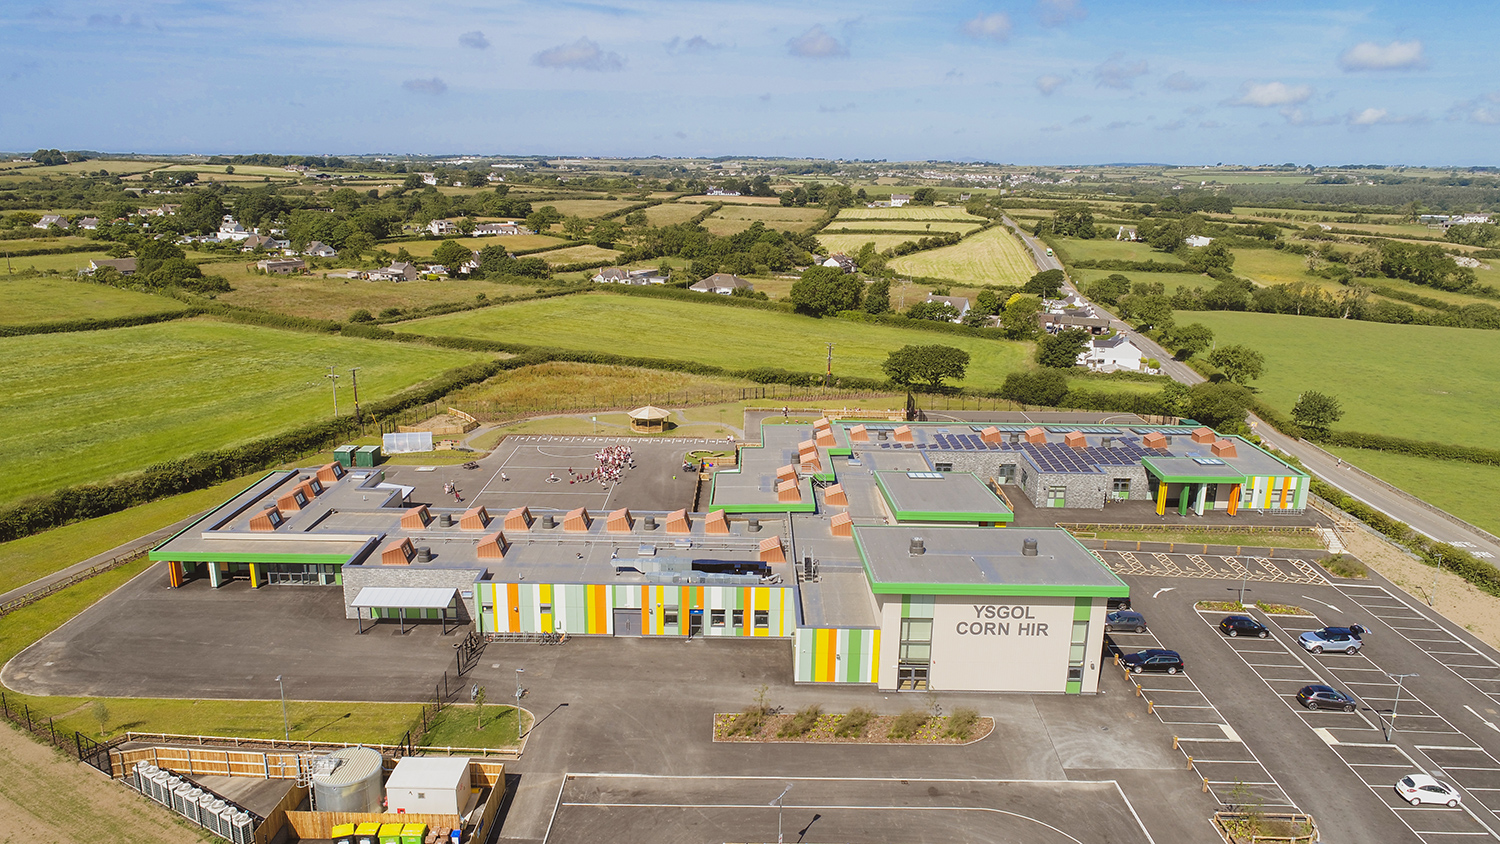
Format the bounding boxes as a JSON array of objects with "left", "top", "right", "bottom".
[{"left": 341, "top": 564, "right": 486, "bottom": 620}]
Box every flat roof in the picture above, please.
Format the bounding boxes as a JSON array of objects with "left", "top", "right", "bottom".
[
  {"left": 349, "top": 586, "right": 457, "bottom": 609},
  {"left": 873, "top": 471, "right": 1013, "bottom": 523},
  {"left": 1140, "top": 456, "right": 1245, "bottom": 484},
  {"left": 386, "top": 756, "right": 469, "bottom": 790},
  {"left": 852, "top": 525, "right": 1127, "bottom": 597}
]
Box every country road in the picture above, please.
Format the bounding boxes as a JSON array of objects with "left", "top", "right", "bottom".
[{"left": 1003, "top": 215, "right": 1500, "bottom": 567}]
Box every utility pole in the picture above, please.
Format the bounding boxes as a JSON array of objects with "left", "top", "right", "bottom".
[
  {"left": 1431, "top": 550, "right": 1442, "bottom": 608},
  {"left": 824, "top": 343, "right": 835, "bottom": 388},
  {"left": 325, "top": 367, "right": 339, "bottom": 418},
  {"left": 348, "top": 367, "right": 362, "bottom": 424},
  {"left": 1384, "top": 673, "right": 1418, "bottom": 742},
  {"left": 770, "top": 783, "right": 793, "bottom": 844}
]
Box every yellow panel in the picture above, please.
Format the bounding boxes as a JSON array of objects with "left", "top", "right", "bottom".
[{"left": 869, "top": 629, "right": 881, "bottom": 684}]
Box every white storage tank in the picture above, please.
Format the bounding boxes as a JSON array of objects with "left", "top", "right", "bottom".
[{"left": 310, "top": 746, "right": 384, "bottom": 814}]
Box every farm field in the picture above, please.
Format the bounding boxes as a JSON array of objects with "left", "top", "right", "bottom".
[
  {"left": 1052, "top": 237, "right": 1184, "bottom": 265},
  {"left": 815, "top": 233, "right": 919, "bottom": 255},
  {"left": 643, "top": 202, "right": 706, "bottom": 226},
  {"left": 889, "top": 225, "right": 1035, "bottom": 285},
  {"left": 827, "top": 220, "right": 982, "bottom": 234},
  {"left": 400, "top": 293, "right": 1034, "bottom": 389},
  {"left": 540, "top": 244, "right": 623, "bottom": 266},
  {"left": 396, "top": 233, "right": 560, "bottom": 256},
  {"left": 0, "top": 318, "right": 488, "bottom": 505},
  {"left": 1187, "top": 311, "right": 1500, "bottom": 449},
  {"left": 3, "top": 251, "right": 113, "bottom": 273},
  {"left": 1231, "top": 248, "right": 1322, "bottom": 286},
  {"left": 537, "top": 199, "right": 640, "bottom": 218},
  {"left": 207, "top": 267, "right": 541, "bottom": 320},
  {"left": 446, "top": 361, "right": 764, "bottom": 418},
  {"left": 1324, "top": 447, "right": 1500, "bottom": 536},
  {"left": 700, "top": 204, "right": 826, "bottom": 236},
  {"left": 835, "top": 207, "right": 987, "bottom": 222},
  {"left": 680, "top": 195, "right": 785, "bottom": 206},
  {"left": 0, "top": 277, "right": 188, "bottom": 325},
  {"left": 1073, "top": 269, "right": 1216, "bottom": 296}
]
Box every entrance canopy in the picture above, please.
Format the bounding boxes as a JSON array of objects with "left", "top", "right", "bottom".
[{"left": 349, "top": 586, "right": 457, "bottom": 609}]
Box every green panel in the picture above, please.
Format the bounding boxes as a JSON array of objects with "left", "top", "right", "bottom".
[
  {"left": 844, "top": 629, "right": 862, "bottom": 683},
  {"left": 826, "top": 447, "right": 853, "bottom": 457},
  {"left": 1073, "top": 596, "right": 1094, "bottom": 621},
  {"left": 1065, "top": 680, "right": 1082, "bottom": 694}
]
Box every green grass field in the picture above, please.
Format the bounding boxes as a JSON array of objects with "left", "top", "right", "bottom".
[
  {"left": 0, "top": 277, "right": 188, "bottom": 325},
  {"left": 537, "top": 199, "right": 641, "bottom": 218},
  {"left": 700, "top": 205, "right": 826, "bottom": 236},
  {"left": 1073, "top": 269, "right": 1216, "bottom": 296},
  {"left": 3, "top": 252, "right": 114, "bottom": 273},
  {"left": 816, "top": 234, "right": 921, "bottom": 255},
  {"left": 889, "top": 226, "right": 1036, "bottom": 285},
  {"left": 835, "top": 207, "right": 988, "bottom": 222},
  {"left": 1053, "top": 237, "right": 1184, "bottom": 265},
  {"left": 541, "top": 244, "right": 623, "bottom": 266},
  {"left": 447, "top": 361, "right": 763, "bottom": 418},
  {"left": 1324, "top": 447, "right": 1500, "bottom": 536},
  {"left": 1187, "top": 311, "right": 1500, "bottom": 448},
  {"left": 207, "top": 267, "right": 541, "bottom": 321},
  {"left": 400, "top": 293, "right": 1033, "bottom": 389},
  {"left": 0, "top": 318, "right": 487, "bottom": 505},
  {"left": 643, "top": 202, "right": 706, "bottom": 227},
  {"left": 827, "top": 220, "right": 982, "bottom": 235}
]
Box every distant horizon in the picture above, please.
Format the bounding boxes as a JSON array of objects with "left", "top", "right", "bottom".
[{"left": 4, "top": 0, "right": 1497, "bottom": 165}]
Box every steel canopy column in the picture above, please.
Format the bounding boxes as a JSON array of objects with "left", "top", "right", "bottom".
[
  {"left": 1227, "top": 484, "right": 1241, "bottom": 516},
  {"left": 1195, "top": 483, "right": 1208, "bottom": 516},
  {"left": 1155, "top": 481, "right": 1168, "bottom": 516}
]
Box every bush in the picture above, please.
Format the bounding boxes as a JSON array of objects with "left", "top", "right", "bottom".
[
  {"left": 778, "top": 704, "right": 823, "bottom": 738},
  {"left": 887, "top": 709, "right": 929, "bottom": 740},
  {"left": 1319, "top": 554, "right": 1368, "bottom": 578},
  {"left": 943, "top": 707, "right": 979, "bottom": 740},
  {"left": 835, "top": 707, "right": 875, "bottom": 738}
]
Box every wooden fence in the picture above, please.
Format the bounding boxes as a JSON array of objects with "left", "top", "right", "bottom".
[
  {"left": 0, "top": 549, "right": 146, "bottom": 620},
  {"left": 284, "top": 810, "right": 460, "bottom": 841}
]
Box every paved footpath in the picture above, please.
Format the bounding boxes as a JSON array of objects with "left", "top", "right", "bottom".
[{"left": 0, "top": 514, "right": 202, "bottom": 606}]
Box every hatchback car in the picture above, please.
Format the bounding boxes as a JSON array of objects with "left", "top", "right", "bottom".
[
  {"left": 1107, "top": 596, "right": 1132, "bottom": 612},
  {"left": 1296, "top": 684, "right": 1357, "bottom": 712},
  {"left": 1396, "top": 774, "right": 1461, "bottom": 807},
  {"left": 1105, "top": 610, "right": 1148, "bottom": 633},
  {"left": 1121, "top": 649, "right": 1184, "bottom": 674},
  {"left": 1219, "top": 615, "right": 1269, "bottom": 638},
  {"left": 1299, "top": 625, "right": 1366, "bottom": 654}
]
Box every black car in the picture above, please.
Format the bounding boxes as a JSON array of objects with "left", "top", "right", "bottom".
[
  {"left": 1108, "top": 596, "right": 1132, "bottom": 612},
  {"left": 1219, "top": 615, "right": 1269, "bottom": 639},
  {"left": 1121, "top": 649, "right": 1185, "bottom": 674},
  {"left": 1105, "top": 610, "right": 1148, "bottom": 633},
  {"left": 1296, "top": 684, "right": 1357, "bottom": 712}
]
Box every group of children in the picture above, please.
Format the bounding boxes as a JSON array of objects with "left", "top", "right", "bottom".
[{"left": 569, "top": 444, "right": 636, "bottom": 487}]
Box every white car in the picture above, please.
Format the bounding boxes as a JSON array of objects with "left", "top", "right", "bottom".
[{"left": 1396, "top": 774, "right": 1461, "bottom": 808}]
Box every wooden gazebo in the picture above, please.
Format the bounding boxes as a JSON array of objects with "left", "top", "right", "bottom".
[{"left": 628, "top": 405, "right": 672, "bottom": 433}]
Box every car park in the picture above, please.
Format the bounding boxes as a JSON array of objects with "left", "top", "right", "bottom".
[
  {"left": 1299, "top": 626, "right": 1365, "bottom": 654},
  {"left": 1396, "top": 774, "right": 1461, "bottom": 808},
  {"left": 1121, "top": 649, "right": 1184, "bottom": 674},
  {"left": 1218, "top": 615, "right": 1269, "bottom": 638},
  {"left": 1296, "top": 684, "right": 1357, "bottom": 712},
  {"left": 1104, "top": 610, "right": 1147, "bottom": 633}
]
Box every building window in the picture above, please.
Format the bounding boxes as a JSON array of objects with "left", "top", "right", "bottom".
[
  {"left": 1067, "top": 620, "right": 1089, "bottom": 683},
  {"left": 663, "top": 608, "right": 678, "bottom": 626},
  {"left": 997, "top": 465, "right": 1016, "bottom": 484},
  {"left": 1047, "top": 486, "right": 1067, "bottom": 507},
  {"left": 1112, "top": 478, "right": 1130, "bottom": 499},
  {"left": 1021, "top": 468, "right": 1029, "bottom": 486},
  {"left": 1241, "top": 483, "right": 1255, "bottom": 505},
  {"left": 754, "top": 610, "right": 769, "bottom": 628},
  {"left": 711, "top": 609, "right": 726, "bottom": 627},
  {"left": 933, "top": 461, "right": 953, "bottom": 473},
  {"left": 899, "top": 618, "right": 933, "bottom": 664},
  {"left": 732, "top": 609, "right": 744, "bottom": 627},
  {"left": 539, "top": 603, "right": 552, "bottom": 614}
]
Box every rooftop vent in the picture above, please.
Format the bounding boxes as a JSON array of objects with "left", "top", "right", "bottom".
[
  {"left": 910, "top": 537, "right": 925, "bottom": 556},
  {"left": 643, "top": 515, "right": 656, "bottom": 530},
  {"left": 540, "top": 514, "right": 556, "bottom": 529},
  {"left": 415, "top": 546, "right": 433, "bottom": 563},
  {"left": 438, "top": 513, "right": 453, "bottom": 527},
  {"left": 747, "top": 518, "right": 761, "bottom": 533},
  {"left": 1022, "top": 538, "right": 1038, "bottom": 557}
]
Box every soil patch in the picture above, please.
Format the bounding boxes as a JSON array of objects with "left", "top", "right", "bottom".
[{"left": 713, "top": 712, "right": 993, "bottom": 745}]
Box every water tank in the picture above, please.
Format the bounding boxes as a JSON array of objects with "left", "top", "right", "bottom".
[{"left": 311, "top": 746, "right": 384, "bottom": 814}]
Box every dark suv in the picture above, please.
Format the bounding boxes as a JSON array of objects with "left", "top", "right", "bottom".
[
  {"left": 1219, "top": 615, "right": 1270, "bottom": 639},
  {"left": 1105, "top": 610, "right": 1148, "bottom": 633},
  {"left": 1121, "top": 649, "right": 1185, "bottom": 674}
]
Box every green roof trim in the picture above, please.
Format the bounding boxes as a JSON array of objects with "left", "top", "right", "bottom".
[
  {"left": 150, "top": 472, "right": 283, "bottom": 553},
  {"left": 868, "top": 581, "right": 1129, "bottom": 598},
  {"left": 149, "top": 550, "right": 353, "bottom": 565},
  {"left": 1140, "top": 457, "right": 1246, "bottom": 484},
  {"left": 872, "top": 470, "right": 1014, "bottom": 524}
]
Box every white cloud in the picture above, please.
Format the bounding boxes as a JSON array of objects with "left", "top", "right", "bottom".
[
  {"left": 402, "top": 77, "right": 447, "bottom": 95},
  {"left": 1230, "top": 81, "right": 1313, "bottom": 107},
  {"left": 1036, "top": 74, "right": 1066, "bottom": 95},
  {"left": 667, "top": 35, "right": 720, "bottom": 54},
  {"left": 1339, "top": 40, "right": 1425, "bottom": 72},
  {"left": 1094, "top": 53, "right": 1148, "bottom": 90},
  {"left": 1037, "top": 0, "right": 1085, "bottom": 27},
  {"left": 533, "top": 37, "right": 625, "bottom": 71},
  {"left": 1347, "top": 108, "right": 1428, "bottom": 127},
  {"left": 1161, "top": 71, "right": 1203, "bottom": 92},
  {"left": 458, "top": 31, "right": 489, "bottom": 50},
  {"left": 787, "top": 24, "right": 847, "bottom": 58},
  {"left": 962, "top": 12, "right": 1011, "bottom": 41},
  {"left": 1447, "top": 92, "right": 1500, "bottom": 125}
]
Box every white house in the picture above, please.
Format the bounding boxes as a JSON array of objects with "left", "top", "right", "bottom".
[
  {"left": 690, "top": 273, "right": 753, "bottom": 295},
  {"left": 303, "top": 241, "right": 338, "bottom": 258},
  {"left": 1183, "top": 235, "right": 1213, "bottom": 248},
  {"left": 419, "top": 172, "right": 438, "bottom": 186},
  {"left": 1077, "top": 334, "right": 1147, "bottom": 373},
  {"left": 33, "top": 214, "right": 69, "bottom": 229},
  {"left": 427, "top": 219, "right": 459, "bottom": 236},
  {"left": 923, "top": 294, "right": 970, "bottom": 323},
  {"left": 890, "top": 194, "right": 912, "bottom": 207},
  {"left": 217, "top": 216, "right": 252, "bottom": 241},
  {"left": 77, "top": 217, "right": 100, "bottom": 230},
  {"left": 472, "top": 222, "right": 522, "bottom": 236},
  {"left": 369, "top": 262, "right": 420, "bottom": 282},
  {"left": 820, "top": 254, "right": 857, "bottom": 273}
]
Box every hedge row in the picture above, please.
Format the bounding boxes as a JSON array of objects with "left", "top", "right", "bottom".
[
  {"left": 0, "top": 308, "right": 198, "bottom": 337},
  {"left": 1312, "top": 478, "right": 1500, "bottom": 597},
  {"left": 689, "top": 203, "right": 723, "bottom": 226},
  {"left": 596, "top": 199, "right": 667, "bottom": 221},
  {"left": 593, "top": 281, "right": 795, "bottom": 314},
  {"left": 552, "top": 259, "right": 618, "bottom": 274},
  {"left": 0, "top": 358, "right": 509, "bottom": 542},
  {"left": 1311, "top": 430, "right": 1500, "bottom": 467},
  {"left": 510, "top": 239, "right": 583, "bottom": 256},
  {"left": 834, "top": 309, "right": 1008, "bottom": 340},
  {"left": 1, "top": 242, "right": 109, "bottom": 258},
  {"left": 1068, "top": 258, "right": 1196, "bottom": 273}
]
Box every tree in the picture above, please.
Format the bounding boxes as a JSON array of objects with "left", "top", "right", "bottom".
[
  {"left": 431, "top": 240, "right": 474, "bottom": 274},
  {"left": 910, "top": 188, "right": 937, "bottom": 205},
  {"left": 1141, "top": 219, "right": 1184, "bottom": 252},
  {"left": 1291, "top": 391, "right": 1344, "bottom": 432},
  {"left": 1207, "top": 344, "right": 1265, "bottom": 385},
  {"left": 1167, "top": 323, "right": 1215, "bottom": 359},
  {"left": 177, "top": 191, "right": 226, "bottom": 235},
  {"left": 1120, "top": 294, "right": 1174, "bottom": 332},
  {"left": 474, "top": 685, "right": 486, "bottom": 731},
  {"left": 862, "top": 278, "right": 891, "bottom": 314},
  {"left": 1043, "top": 203, "right": 1096, "bottom": 238},
  {"left": 1186, "top": 381, "right": 1254, "bottom": 430},
  {"left": 1084, "top": 274, "right": 1132, "bottom": 307},
  {"left": 1036, "top": 328, "right": 1089, "bottom": 368},
  {"left": 905, "top": 301, "right": 959, "bottom": 322},
  {"left": 591, "top": 220, "right": 623, "bottom": 249},
  {"left": 790, "top": 266, "right": 863, "bottom": 316},
  {"left": 973, "top": 290, "right": 1001, "bottom": 318},
  {"left": 1185, "top": 241, "right": 1235, "bottom": 274},
  {"left": 561, "top": 216, "right": 590, "bottom": 240},
  {"left": 91, "top": 700, "right": 110, "bottom": 737},
  {"left": 1023, "top": 269, "right": 1065, "bottom": 297},
  {"left": 1000, "top": 369, "right": 1068, "bottom": 407},
  {"left": 882, "top": 345, "right": 971, "bottom": 392},
  {"left": 999, "top": 294, "right": 1044, "bottom": 340}
]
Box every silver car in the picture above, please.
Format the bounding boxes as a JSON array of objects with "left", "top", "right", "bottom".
[{"left": 1299, "top": 626, "right": 1364, "bottom": 655}]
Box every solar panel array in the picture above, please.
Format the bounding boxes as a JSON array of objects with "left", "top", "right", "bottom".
[
  {"left": 1132, "top": 426, "right": 1195, "bottom": 435},
  {"left": 1043, "top": 425, "right": 1123, "bottom": 434},
  {"left": 900, "top": 431, "right": 1170, "bottom": 475}
]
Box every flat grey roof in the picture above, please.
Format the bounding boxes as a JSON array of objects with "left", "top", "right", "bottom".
[
  {"left": 796, "top": 567, "right": 880, "bottom": 628},
  {"left": 874, "top": 471, "right": 1012, "bottom": 520},
  {"left": 852, "top": 525, "right": 1127, "bottom": 596},
  {"left": 349, "top": 586, "right": 457, "bottom": 609}
]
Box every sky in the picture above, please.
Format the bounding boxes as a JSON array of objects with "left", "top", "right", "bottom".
[{"left": 3, "top": 0, "right": 1498, "bottom": 164}]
